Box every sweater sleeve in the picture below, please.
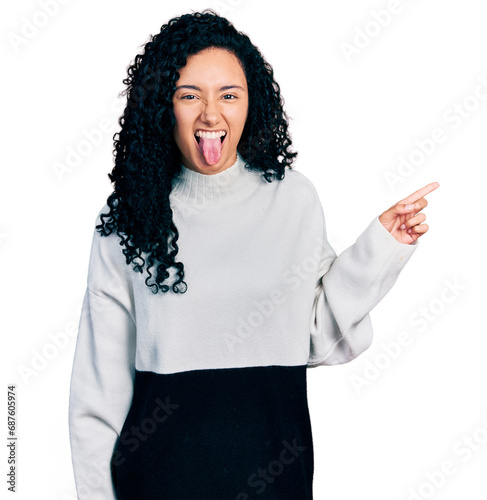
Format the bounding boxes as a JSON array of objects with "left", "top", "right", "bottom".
[
  {"left": 307, "top": 213, "right": 419, "bottom": 367},
  {"left": 68, "top": 213, "right": 136, "bottom": 499}
]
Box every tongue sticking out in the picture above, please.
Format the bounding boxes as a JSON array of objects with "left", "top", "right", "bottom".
[{"left": 198, "top": 136, "right": 223, "bottom": 165}]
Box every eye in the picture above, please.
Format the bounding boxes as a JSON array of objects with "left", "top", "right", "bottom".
[
  {"left": 181, "top": 94, "right": 197, "bottom": 100},
  {"left": 222, "top": 94, "right": 237, "bottom": 100}
]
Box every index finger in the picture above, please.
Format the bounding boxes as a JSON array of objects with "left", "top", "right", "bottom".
[{"left": 398, "top": 182, "right": 440, "bottom": 204}]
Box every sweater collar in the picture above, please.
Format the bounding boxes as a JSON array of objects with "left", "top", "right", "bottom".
[{"left": 170, "top": 152, "right": 261, "bottom": 206}]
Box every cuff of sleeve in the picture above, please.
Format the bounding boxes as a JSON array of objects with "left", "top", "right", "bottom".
[{"left": 362, "top": 215, "right": 419, "bottom": 276}]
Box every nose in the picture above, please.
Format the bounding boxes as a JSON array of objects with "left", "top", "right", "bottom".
[{"left": 200, "top": 98, "right": 221, "bottom": 126}]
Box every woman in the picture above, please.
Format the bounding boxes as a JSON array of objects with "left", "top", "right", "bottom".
[{"left": 68, "top": 10, "right": 439, "bottom": 500}]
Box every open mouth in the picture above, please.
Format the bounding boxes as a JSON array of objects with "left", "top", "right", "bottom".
[
  {"left": 194, "top": 131, "right": 227, "bottom": 144},
  {"left": 194, "top": 131, "right": 227, "bottom": 165}
]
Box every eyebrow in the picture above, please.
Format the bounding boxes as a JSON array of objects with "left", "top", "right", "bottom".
[{"left": 174, "top": 84, "right": 246, "bottom": 92}]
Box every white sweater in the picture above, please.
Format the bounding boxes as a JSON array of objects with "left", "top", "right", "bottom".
[{"left": 68, "top": 152, "right": 419, "bottom": 499}]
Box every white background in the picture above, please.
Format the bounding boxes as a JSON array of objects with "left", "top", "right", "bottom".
[{"left": 1, "top": 1, "right": 485, "bottom": 499}]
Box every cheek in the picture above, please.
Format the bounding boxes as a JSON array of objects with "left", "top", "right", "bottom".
[
  {"left": 172, "top": 124, "right": 181, "bottom": 148},
  {"left": 172, "top": 110, "right": 192, "bottom": 147},
  {"left": 173, "top": 104, "right": 191, "bottom": 129},
  {"left": 229, "top": 103, "right": 249, "bottom": 131},
  {"left": 238, "top": 99, "right": 249, "bottom": 127},
  {"left": 173, "top": 108, "right": 183, "bottom": 131}
]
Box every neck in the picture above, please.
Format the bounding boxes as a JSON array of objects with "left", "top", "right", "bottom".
[{"left": 170, "top": 152, "right": 261, "bottom": 207}]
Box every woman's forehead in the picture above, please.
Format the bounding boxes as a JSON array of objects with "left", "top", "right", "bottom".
[
  {"left": 177, "top": 48, "right": 246, "bottom": 82},
  {"left": 177, "top": 49, "right": 247, "bottom": 91}
]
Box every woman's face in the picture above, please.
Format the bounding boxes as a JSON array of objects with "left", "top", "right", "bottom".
[{"left": 172, "top": 47, "right": 249, "bottom": 174}]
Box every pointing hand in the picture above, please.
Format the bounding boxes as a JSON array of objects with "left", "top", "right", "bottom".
[{"left": 378, "top": 182, "right": 440, "bottom": 244}]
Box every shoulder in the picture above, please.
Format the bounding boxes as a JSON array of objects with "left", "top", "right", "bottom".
[
  {"left": 86, "top": 203, "right": 132, "bottom": 291},
  {"left": 279, "top": 166, "right": 323, "bottom": 211},
  {"left": 94, "top": 202, "right": 112, "bottom": 227},
  {"left": 89, "top": 203, "right": 126, "bottom": 265},
  {"left": 284, "top": 166, "right": 319, "bottom": 192}
]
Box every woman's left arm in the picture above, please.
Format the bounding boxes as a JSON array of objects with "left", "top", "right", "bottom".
[{"left": 307, "top": 182, "right": 439, "bottom": 367}]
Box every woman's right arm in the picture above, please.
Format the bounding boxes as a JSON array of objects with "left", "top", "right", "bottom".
[{"left": 68, "top": 211, "right": 136, "bottom": 499}]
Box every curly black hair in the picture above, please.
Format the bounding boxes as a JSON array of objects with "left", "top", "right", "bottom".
[{"left": 97, "top": 9, "right": 298, "bottom": 294}]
